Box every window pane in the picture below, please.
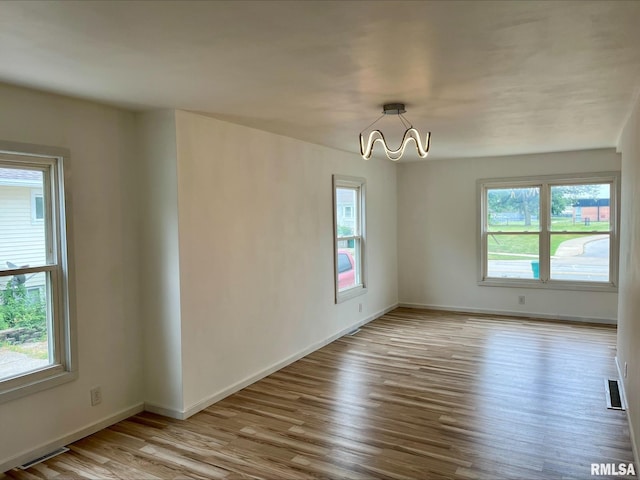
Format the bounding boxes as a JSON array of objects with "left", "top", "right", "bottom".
[
  {"left": 337, "top": 239, "right": 362, "bottom": 292},
  {"left": 336, "top": 187, "right": 357, "bottom": 237},
  {"left": 550, "top": 233, "right": 609, "bottom": 282},
  {"left": 337, "top": 252, "right": 352, "bottom": 274},
  {"left": 352, "top": 239, "right": 362, "bottom": 287},
  {"left": 487, "top": 187, "right": 540, "bottom": 232},
  {"left": 0, "top": 167, "right": 47, "bottom": 270},
  {"left": 35, "top": 195, "right": 44, "bottom": 220},
  {"left": 0, "top": 271, "right": 52, "bottom": 381},
  {"left": 487, "top": 234, "right": 539, "bottom": 279},
  {"left": 550, "top": 184, "right": 610, "bottom": 232}
]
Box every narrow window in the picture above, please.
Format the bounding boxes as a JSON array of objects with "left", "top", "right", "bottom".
[
  {"left": 333, "top": 175, "right": 366, "bottom": 303},
  {"left": 0, "top": 143, "right": 76, "bottom": 403}
]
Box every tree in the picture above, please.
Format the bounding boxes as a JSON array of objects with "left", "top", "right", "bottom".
[{"left": 488, "top": 187, "right": 539, "bottom": 226}]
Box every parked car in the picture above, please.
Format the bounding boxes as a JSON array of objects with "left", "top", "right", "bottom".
[{"left": 337, "top": 250, "right": 356, "bottom": 290}]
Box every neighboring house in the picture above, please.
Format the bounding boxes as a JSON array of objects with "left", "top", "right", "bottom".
[
  {"left": 0, "top": 168, "right": 46, "bottom": 296},
  {"left": 335, "top": 188, "right": 356, "bottom": 248},
  {"left": 572, "top": 198, "right": 610, "bottom": 223}
]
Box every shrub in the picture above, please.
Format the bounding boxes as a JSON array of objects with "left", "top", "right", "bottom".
[{"left": 0, "top": 279, "right": 46, "bottom": 333}]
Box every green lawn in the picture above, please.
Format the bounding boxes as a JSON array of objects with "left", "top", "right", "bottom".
[{"left": 487, "top": 219, "right": 609, "bottom": 260}]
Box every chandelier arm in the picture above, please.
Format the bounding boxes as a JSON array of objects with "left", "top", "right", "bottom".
[
  {"left": 359, "top": 113, "right": 385, "bottom": 134},
  {"left": 398, "top": 113, "right": 412, "bottom": 129}
]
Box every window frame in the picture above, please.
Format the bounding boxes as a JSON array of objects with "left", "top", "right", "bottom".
[
  {"left": 0, "top": 140, "right": 77, "bottom": 404},
  {"left": 333, "top": 175, "right": 367, "bottom": 303},
  {"left": 478, "top": 172, "right": 620, "bottom": 292}
]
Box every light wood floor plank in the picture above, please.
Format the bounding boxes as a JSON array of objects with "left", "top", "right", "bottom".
[{"left": 4, "top": 308, "right": 635, "bottom": 479}]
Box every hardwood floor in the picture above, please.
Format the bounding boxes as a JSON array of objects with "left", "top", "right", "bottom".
[{"left": 4, "top": 308, "right": 635, "bottom": 479}]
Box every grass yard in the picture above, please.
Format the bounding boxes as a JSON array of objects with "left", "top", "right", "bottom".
[
  {"left": 0, "top": 341, "right": 48, "bottom": 360},
  {"left": 487, "top": 219, "right": 609, "bottom": 260}
]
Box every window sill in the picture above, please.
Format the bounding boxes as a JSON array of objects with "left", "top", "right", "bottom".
[
  {"left": 478, "top": 278, "right": 618, "bottom": 293},
  {"left": 336, "top": 285, "right": 367, "bottom": 304},
  {"left": 0, "top": 366, "right": 77, "bottom": 404}
]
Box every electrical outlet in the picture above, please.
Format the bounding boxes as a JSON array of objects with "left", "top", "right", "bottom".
[
  {"left": 625, "top": 362, "right": 628, "bottom": 378},
  {"left": 90, "top": 386, "right": 102, "bottom": 406},
  {"left": 358, "top": 303, "right": 363, "bottom": 313},
  {"left": 518, "top": 296, "right": 525, "bottom": 305}
]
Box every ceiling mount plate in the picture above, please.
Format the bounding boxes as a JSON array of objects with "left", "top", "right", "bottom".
[{"left": 382, "top": 103, "right": 406, "bottom": 115}]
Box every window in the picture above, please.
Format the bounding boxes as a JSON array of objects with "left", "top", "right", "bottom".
[
  {"left": 0, "top": 141, "right": 76, "bottom": 403},
  {"left": 478, "top": 172, "right": 619, "bottom": 291},
  {"left": 32, "top": 191, "right": 44, "bottom": 222},
  {"left": 333, "top": 175, "right": 366, "bottom": 302}
]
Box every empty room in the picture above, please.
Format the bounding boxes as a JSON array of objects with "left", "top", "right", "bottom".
[{"left": 0, "top": 1, "right": 639, "bottom": 479}]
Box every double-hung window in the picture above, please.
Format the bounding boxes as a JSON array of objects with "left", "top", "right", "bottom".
[
  {"left": 333, "top": 175, "right": 366, "bottom": 303},
  {"left": 479, "top": 172, "right": 619, "bottom": 291},
  {"left": 0, "top": 142, "right": 76, "bottom": 403}
]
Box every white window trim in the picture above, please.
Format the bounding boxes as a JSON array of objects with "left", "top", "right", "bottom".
[
  {"left": 477, "top": 171, "right": 620, "bottom": 292},
  {"left": 0, "top": 140, "right": 77, "bottom": 404},
  {"left": 333, "top": 175, "right": 367, "bottom": 303}
]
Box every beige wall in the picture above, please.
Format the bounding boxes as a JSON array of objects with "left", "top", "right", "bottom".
[
  {"left": 0, "top": 83, "right": 143, "bottom": 470},
  {"left": 137, "top": 110, "right": 184, "bottom": 414},
  {"left": 173, "top": 110, "right": 398, "bottom": 415},
  {"left": 397, "top": 149, "right": 621, "bottom": 322},
  {"left": 617, "top": 95, "right": 640, "bottom": 462}
]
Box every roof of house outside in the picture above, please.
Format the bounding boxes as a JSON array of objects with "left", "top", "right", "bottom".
[
  {"left": 574, "top": 198, "right": 610, "bottom": 207},
  {"left": 0, "top": 167, "right": 42, "bottom": 187}
]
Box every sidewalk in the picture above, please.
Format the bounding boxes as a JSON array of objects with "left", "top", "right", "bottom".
[{"left": 554, "top": 234, "right": 608, "bottom": 257}]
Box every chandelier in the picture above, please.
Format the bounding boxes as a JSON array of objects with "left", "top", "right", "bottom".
[{"left": 359, "top": 103, "right": 431, "bottom": 161}]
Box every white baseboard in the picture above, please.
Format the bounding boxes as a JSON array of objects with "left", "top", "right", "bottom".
[
  {"left": 616, "top": 357, "right": 639, "bottom": 468},
  {"left": 153, "top": 303, "right": 399, "bottom": 420},
  {"left": 143, "top": 401, "right": 184, "bottom": 420},
  {"left": 398, "top": 302, "right": 617, "bottom": 325},
  {"left": 0, "top": 403, "right": 144, "bottom": 473}
]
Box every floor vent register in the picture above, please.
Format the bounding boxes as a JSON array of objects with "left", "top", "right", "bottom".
[
  {"left": 18, "top": 447, "right": 69, "bottom": 469},
  {"left": 605, "top": 378, "right": 625, "bottom": 410}
]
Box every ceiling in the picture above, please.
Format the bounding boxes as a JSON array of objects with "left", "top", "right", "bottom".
[{"left": 1, "top": 1, "right": 640, "bottom": 161}]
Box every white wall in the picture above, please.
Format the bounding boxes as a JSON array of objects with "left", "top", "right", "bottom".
[
  {"left": 137, "top": 110, "right": 184, "bottom": 414},
  {"left": 0, "top": 83, "right": 143, "bottom": 470},
  {"left": 397, "top": 149, "right": 621, "bottom": 322},
  {"left": 174, "top": 110, "right": 398, "bottom": 414},
  {"left": 617, "top": 96, "right": 640, "bottom": 463}
]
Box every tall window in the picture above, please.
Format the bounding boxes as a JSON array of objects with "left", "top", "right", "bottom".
[
  {"left": 0, "top": 142, "right": 76, "bottom": 403},
  {"left": 333, "top": 175, "right": 366, "bottom": 303},
  {"left": 479, "top": 172, "right": 619, "bottom": 290}
]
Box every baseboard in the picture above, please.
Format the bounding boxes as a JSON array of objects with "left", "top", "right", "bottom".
[
  {"left": 398, "top": 302, "right": 617, "bottom": 325},
  {"left": 0, "top": 402, "right": 144, "bottom": 473},
  {"left": 161, "top": 303, "right": 398, "bottom": 420},
  {"left": 144, "top": 401, "right": 184, "bottom": 420},
  {"left": 616, "top": 357, "right": 639, "bottom": 468}
]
